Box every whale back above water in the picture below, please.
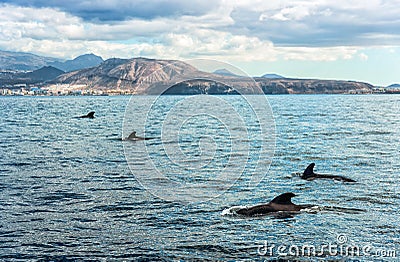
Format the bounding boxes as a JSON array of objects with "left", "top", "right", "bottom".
[
  {"left": 301, "top": 163, "right": 356, "bottom": 182},
  {"left": 235, "top": 192, "right": 310, "bottom": 216},
  {"left": 124, "top": 131, "right": 154, "bottom": 141}
]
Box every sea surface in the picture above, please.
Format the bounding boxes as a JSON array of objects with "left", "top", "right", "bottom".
[{"left": 0, "top": 94, "right": 399, "bottom": 261}]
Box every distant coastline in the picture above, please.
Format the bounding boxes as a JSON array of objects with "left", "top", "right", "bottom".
[
  {"left": 1, "top": 86, "right": 399, "bottom": 96},
  {"left": 1, "top": 51, "right": 399, "bottom": 95}
]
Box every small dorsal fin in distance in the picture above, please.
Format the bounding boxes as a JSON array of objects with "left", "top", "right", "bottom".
[
  {"left": 127, "top": 131, "right": 137, "bottom": 139},
  {"left": 78, "top": 111, "right": 95, "bottom": 118},
  {"left": 303, "top": 163, "right": 315, "bottom": 177},
  {"left": 269, "top": 192, "right": 296, "bottom": 205}
]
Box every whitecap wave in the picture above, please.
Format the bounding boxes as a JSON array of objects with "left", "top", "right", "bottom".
[{"left": 221, "top": 205, "right": 247, "bottom": 216}]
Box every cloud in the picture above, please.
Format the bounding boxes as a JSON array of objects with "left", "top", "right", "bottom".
[
  {"left": 229, "top": 0, "right": 400, "bottom": 46},
  {"left": 358, "top": 52, "right": 368, "bottom": 61},
  {"left": 0, "top": 0, "right": 222, "bottom": 21},
  {"left": 277, "top": 46, "right": 358, "bottom": 61},
  {"left": 0, "top": 1, "right": 399, "bottom": 63},
  {"left": 3, "top": 1, "right": 400, "bottom": 46}
]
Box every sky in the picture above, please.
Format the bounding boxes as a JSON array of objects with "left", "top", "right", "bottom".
[{"left": 0, "top": 0, "right": 399, "bottom": 86}]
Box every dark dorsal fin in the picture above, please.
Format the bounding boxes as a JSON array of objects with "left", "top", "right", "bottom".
[
  {"left": 303, "top": 163, "right": 315, "bottom": 177},
  {"left": 269, "top": 192, "right": 296, "bottom": 205},
  {"left": 127, "top": 131, "right": 137, "bottom": 139},
  {"left": 86, "top": 111, "right": 95, "bottom": 118}
]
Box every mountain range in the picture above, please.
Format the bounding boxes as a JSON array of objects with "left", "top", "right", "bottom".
[
  {"left": 0, "top": 50, "right": 103, "bottom": 72},
  {"left": 0, "top": 50, "right": 62, "bottom": 71},
  {"left": 50, "top": 57, "right": 374, "bottom": 94},
  {"left": 0, "top": 66, "right": 64, "bottom": 85},
  {"left": 0, "top": 50, "right": 378, "bottom": 94},
  {"left": 49, "top": 54, "right": 104, "bottom": 72}
]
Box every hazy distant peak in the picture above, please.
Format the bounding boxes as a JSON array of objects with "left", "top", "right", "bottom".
[
  {"left": 50, "top": 53, "right": 104, "bottom": 72},
  {"left": 213, "top": 68, "right": 239, "bottom": 77},
  {"left": 72, "top": 53, "right": 103, "bottom": 61},
  {"left": 0, "top": 50, "right": 61, "bottom": 71},
  {"left": 24, "top": 66, "right": 64, "bottom": 81},
  {"left": 386, "top": 83, "right": 400, "bottom": 88},
  {"left": 262, "top": 73, "right": 285, "bottom": 79}
]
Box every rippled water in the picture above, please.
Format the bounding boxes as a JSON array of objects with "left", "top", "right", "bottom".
[{"left": 0, "top": 95, "right": 399, "bottom": 261}]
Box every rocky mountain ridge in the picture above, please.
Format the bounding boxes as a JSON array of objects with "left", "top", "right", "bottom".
[
  {"left": 386, "top": 83, "right": 400, "bottom": 89},
  {"left": 50, "top": 57, "right": 374, "bottom": 94},
  {"left": 0, "top": 50, "right": 103, "bottom": 72},
  {"left": 0, "top": 66, "right": 64, "bottom": 85},
  {"left": 0, "top": 50, "right": 376, "bottom": 94},
  {"left": 0, "top": 50, "right": 61, "bottom": 71},
  {"left": 49, "top": 54, "right": 104, "bottom": 72}
]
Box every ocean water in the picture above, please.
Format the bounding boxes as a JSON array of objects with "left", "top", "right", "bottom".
[{"left": 0, "top": 95, "right": 399, "bottom": 261}]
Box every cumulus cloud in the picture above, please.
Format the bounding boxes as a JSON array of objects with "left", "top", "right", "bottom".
[
  {"left": 230, "top": 0, "right": 400, "bottom": 46},
  {"left": 0, "top": 0, "right": 399, "bottom": 62},
  {"left": 277, "top": 46, "right": 358, "bottom": 61}
]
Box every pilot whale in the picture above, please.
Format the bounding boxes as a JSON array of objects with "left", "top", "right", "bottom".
[
  {"left": 301, "top": 163, "right": 356, "bottom": 182},
  {"left": 123, "top": 131, "right": 154, "bottom": 141},
  {"left": 235, "top": 192, "right": 313, "bottom": 216},
  {"left": 78, "top": 111, "right": 95, "bottom": 119}
]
